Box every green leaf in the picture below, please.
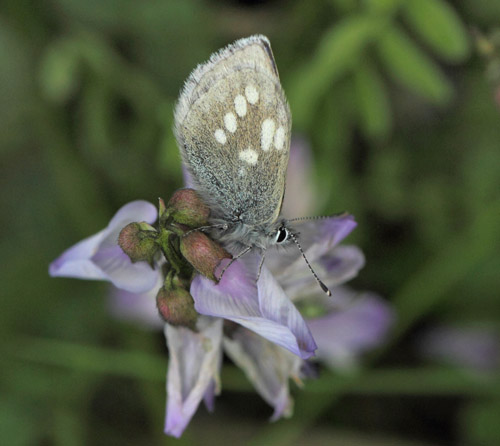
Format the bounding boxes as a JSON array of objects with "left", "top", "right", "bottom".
[
  {"left": 377, "top": 25, "right": 453, "bottom": 105},
  {"left": 404, "top": 0, "right": 470, "bottom": 62},
  {"left": 353, "top": 59, "right": 392, "bottom": 139},
  {"left": 288, "top": 15, "right": 382, "bottom": 129}
]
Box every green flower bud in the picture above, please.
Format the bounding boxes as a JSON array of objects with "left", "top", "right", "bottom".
[
  {"left": 166, "top": 188, "right": 210, "bottom": 228},
  {"left": 180, "top": 231, "right": 231, "bottom": 282},
  {"left": 156, "top": 285, "right": 198, "bottom": 330},
  {"left": 118, "top": 222, "right": 158, "bottom": 267}
]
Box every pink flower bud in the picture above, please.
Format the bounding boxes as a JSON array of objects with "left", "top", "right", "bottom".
[
  {"left": 166, "top": 188, "right": 210, "bottom": 228},
  {"left": 118, "top": 222, "right": 158, "bottom": 266},
  {"left": 180, "top": 231, "right": 231, "bottom": 282},
  {"left": 156, "top": 285, "right": 198, "bottom": 329}
]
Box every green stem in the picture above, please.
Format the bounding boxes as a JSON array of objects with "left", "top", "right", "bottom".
[
  {"left": 5, "top": 336, "right": 500, "bottom": 397},
  {"left": 4, "top": 336, "right": 165, "bottom": 381}
]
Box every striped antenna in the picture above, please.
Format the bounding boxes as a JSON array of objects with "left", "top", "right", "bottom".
[{"left": 289, "top": 232, "right": 331, "bottom": 296}]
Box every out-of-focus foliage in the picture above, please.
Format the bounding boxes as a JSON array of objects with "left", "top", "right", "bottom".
[
  {"left": 1, "top": 0, "right": 499, "bottom": 445},
  {"left": 289, "top": 0, "right": 470, "bottom": 135}
]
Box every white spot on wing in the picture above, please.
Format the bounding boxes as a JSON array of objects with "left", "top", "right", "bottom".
[
  {"left": 234, "top": 94, "right": 247, "bottom": 117},
  {"left": 274, "top": 126, "right": 286, "bottom": 150},
  {"left": 261, "top": 118, "right": 275, "bottom": 152},
  {"left": 239, "top": 148, "right": 258, "bottom": 165},
  {"left": 245, "top": 85, "right": 259, "bottom": 105},
  {"left": 214, "top": 129, "right": 227, "bottom": 144},
  {"left": 224, "top": 112, "right": 237, "bottom": 133}
]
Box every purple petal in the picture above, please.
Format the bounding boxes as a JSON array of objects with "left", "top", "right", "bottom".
[
  {"left": 50, "top": 201, "right": 159, "bottom": 293},
  {"left": 320, "top": 246, "right": 365, "bottom": 287},
  {"left": 108, "top": 200, "right": 158, "bottom": 230},
  {"left": 191, "top": 258, "right": 317, "bottom": 359},
  {"left": 49, "top": 231, "right": 109, "bottom": 279},
  {"left": 257, "top": 267, "right": 317, "bottom": 358},
  {"left": 108, "top": 276, "right": 163, "bottom": 329},
  {"left": 91, "top": 245, "right": 159, "bottom": 293},
  {"left": 223, "top": 327, "right": 302, "bottom": 420},
  {"left": 278, "top": 245, "right": 365, "bottom": 300},
  {"left": 292, "top": 214, "right": 357, "bottom": 252},
  {"left": 308, "top": 292, "right": 394, "bottom": 370},
  {"left": 266, "top": 214, "right": 358, "bottom": 274},
  {"left": 164, "top": 318, "right": 223, "bottom": 438},
  {"left": 203, "top": 379, "right": 217, "bottom": 413}
]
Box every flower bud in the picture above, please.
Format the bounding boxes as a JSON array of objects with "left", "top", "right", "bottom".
[
  {"left": 156, "top": 285, "right": 198, "bottom": 329},
  {"left": 167, "top": 188, "right": 210, "bottom": 228},
  {"left": 118, "top": 222, "right": 158, "bottom": 267},
  {"left": 180, "top": 231, "right": 231, "bottom": 282},
  {"left": 158, "top": 197, "right": 167, "bottom": 220}
]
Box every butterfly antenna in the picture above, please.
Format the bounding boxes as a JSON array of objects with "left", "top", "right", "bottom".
[
  {"left": 289, "top": 232, "right": 331, "bottom": 296},
  {"left": 287, "top": 212, "right": 348, "bottom": 223}
]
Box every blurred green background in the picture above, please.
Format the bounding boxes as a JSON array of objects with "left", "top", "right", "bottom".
[{"left": 1, "top": 0, "right": 500, "bottom": 445}]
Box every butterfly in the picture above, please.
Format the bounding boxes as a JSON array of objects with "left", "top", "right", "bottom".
[{"left": 174, "top": 35, "right": 330, "bottom": 294}]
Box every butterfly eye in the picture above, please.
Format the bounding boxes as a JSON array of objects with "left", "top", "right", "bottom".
[{"left": 275, "top": 226, "right": 289, "bottom": 244}]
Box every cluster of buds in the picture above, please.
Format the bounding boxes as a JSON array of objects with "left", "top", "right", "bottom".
[{"left": 118, "top": 189, "right": 231, "bottom": 330}]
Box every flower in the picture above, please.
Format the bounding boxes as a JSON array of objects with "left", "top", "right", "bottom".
[
  {"left": 164, "top": 317, "right": 223, "bottom": 437},
  {"left": 49, "top": 201, "right": 160, "bottom": 294},
  {"left": 306, "top": 288, "right": 394, "bottom": 371},
  {"left": 50, "top": 139, "right": 394, "bottom": 437},
  {"left": 108, "top": 278, "right": 163, "bottom": 330}
]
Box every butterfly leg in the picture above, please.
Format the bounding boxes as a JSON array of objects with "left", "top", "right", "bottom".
[
  {"left": 181, "top": 223, "right": 229, "bottom": 238},
  {"left": 255, "top": 249, "right": 267, "bottom": 283},
  {"left": 217, "top": 245, "right": 252, "bottom": 282}
]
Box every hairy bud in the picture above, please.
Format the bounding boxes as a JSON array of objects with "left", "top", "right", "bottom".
[
  {"left": 166, "top": 188, "right": 210, "bottom": 228},
  {"left": 156, "top": 285, "right": 197, "bottom": 329},
  {"left": 118, "top": 222, "right": 158, "bottom": 266},
  {"left": 180, "top": 231, "right": 231, "bottom": 282}
]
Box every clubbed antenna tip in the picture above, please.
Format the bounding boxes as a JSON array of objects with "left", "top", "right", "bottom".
[
  {"left": 319, "top": 280, "right": 331, "bottom": 296},
  {"left": 290, "top": 232, "right": 332, "bottom": 297}
]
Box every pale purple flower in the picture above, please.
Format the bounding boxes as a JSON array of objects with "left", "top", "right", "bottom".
[
  {"left": 106, "top": 208, "right": 392, "bottom": 432},
  {"left": 223, "top": 325, "right": 303, "bottom": 420},
  {"left": 164, "top": 318, "right": 223, "bottom": 437},
  {"left": 418, "top": 325, "right": 500, "bottom": 371},
  {"left": 49, "top": 201, "right": 160, "bottom": 294},
  {"left": 191, "top": 256, "right": 318, "bottom": 359},
  {"left": 108, "top": 277, "right": 164, "bottom": 330},
  {"left": 306, "top": 288, "right": 394, "bottom": 371},
  {"left": 50, "top": 139, "right": 394, "bottom": 437}
]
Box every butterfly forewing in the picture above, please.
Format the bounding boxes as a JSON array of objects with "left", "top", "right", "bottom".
[{"left": 174, "top": 35, "right": 291, "bottom": 227}]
